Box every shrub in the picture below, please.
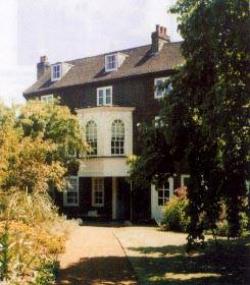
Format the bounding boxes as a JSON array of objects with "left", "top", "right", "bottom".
[
  {"left": 34, "top": 259, "right": 59, "bottom": 285},
  {"left": 215, "top": 211, "right": 249, "bottom": 237},
  {"left": 162, "top": 196, "right": 189, "bottom": 232},
  {"left": 0, "top": 191, "right": 76, "bottom": 284}
]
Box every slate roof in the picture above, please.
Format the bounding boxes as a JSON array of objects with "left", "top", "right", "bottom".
[{"left": 24, "top": 42, "right": 183, "bottom": 96}]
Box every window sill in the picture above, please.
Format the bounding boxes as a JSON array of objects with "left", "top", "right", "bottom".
[
  {"left": 81, "top": 155, "right": 127, "bottom": 159},
  {"left": 63, "top": 204, "right": 79, "bottom": 207}
]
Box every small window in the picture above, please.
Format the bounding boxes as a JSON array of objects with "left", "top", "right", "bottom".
[
  {"left": 181, "top": 174, "right": 190, "bottom": 187},
  {"left": 86, "top": 120, "right": 97, "bottom": 156},
  {"left": 111, "top": 120, "right": 125, "bottom": 155},
  {"left": 105, "top": 54, "right": 117, "bottom": 72},
  {"left": 92, "top": 178, "right": 104, "bottom": 207},
  {"left": 97, "top": 86, "right": 112, "bottom": 106},
  {"left": 51, "top": 64, "right": 61, "bottom": 81},
  {"left": 157, "top": 179, "right": 173, "bottom": 206},
  {"left": 154, "top": 77, "right": 172, "bottom": 99},
  {"left": 41, "top": 94, "right": 53, "bottom": 103},
  {"left": 63, "top": 176, "right": 79, "bottom": 206}
]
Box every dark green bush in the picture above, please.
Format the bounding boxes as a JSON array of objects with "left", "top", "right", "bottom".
[{"left": 162, "top": 196, "right": 189, "bottom": 232}]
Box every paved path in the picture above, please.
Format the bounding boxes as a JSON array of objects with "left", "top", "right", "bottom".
[{"left": 56, "top": 226, "right": 138, "bottom": 285}]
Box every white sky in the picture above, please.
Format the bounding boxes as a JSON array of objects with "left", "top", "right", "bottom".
[{"left": 0, "top": 0, "right": 180, "bottom": 106}]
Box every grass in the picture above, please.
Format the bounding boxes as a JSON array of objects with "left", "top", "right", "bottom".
[{"left": 117, "top": 228, "right": 250, "bottom": 285}]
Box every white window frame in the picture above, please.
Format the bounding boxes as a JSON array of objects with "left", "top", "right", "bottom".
[
  {"left": 157, "top": 177, "right": 174, "bottom": 206},
  {"left": 111, "top": 119, "right": 125, "bottom": 155},
  {"left": 154, "top": 77, "right": 172, "bottom": 99},
  {"left": 105, "top": 54, "right": 118, "bottom": 72},
  {"left": 97, "top": 86, "right": 113, "bottom": 106},
  {"left": 181, "top": 174, "right": 190, "bottom": 187},
  {"left": 41, "top": 94, "right": 53, "bottom": 103},
  {"left": 63, "top": 176, "right": 79, "bottom": 207},
  {"left": 86, "top": 120, "right": 98, "bottom": 156},
  {"left": 92, "top": 178, "right": 104, "bottom": 207},
  {"left": 51, "top": 64, "right": 62, "bottom": 81}
]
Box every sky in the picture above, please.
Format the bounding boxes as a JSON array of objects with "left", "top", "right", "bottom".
[{"left": 0, "top": 0, "right": 181, "bottom": 106}]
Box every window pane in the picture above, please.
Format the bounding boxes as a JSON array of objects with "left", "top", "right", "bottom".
[
  {"left": 111, "top": 120, "right": 125, "bottom": 155},
  {"left": 157, "top": 182, "right": 171, "bottom": 206},
  {"left": 98, "top": 90, "right": 104, "bottom": 105},
  {"left": 92, "top": 178, "right": 104, "bottom": 206},
  {"left": 106, "top": 88, "right": 111, "bottom": 104},
  {"left": 53, "top": 65, "right": 61, "bottom": 79},
  {"left": 86, "top": 121, "right": 97, "bottom": 155},
  {"left": 65, "top": 177, "right": 78, "bottom": 205},
  {"left": 106, "top": 55, "right": 117, "bottom": 70},
  {"left": 97, "top": 87, "right": 112, "bottom": 106}
]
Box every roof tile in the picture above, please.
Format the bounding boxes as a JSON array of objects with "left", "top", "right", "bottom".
[{"left": 24, "top": 42, "right": 183, "bottom": 95}]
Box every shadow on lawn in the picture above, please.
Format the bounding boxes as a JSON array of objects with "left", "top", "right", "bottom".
[
  {"left": 56, "top": 256, "right": 138, "bottom": 285},
  {"left": 127, "top": 237, "right": 250, "bottom": 285},
  {"left": 56, "top": 237, "right": 250, "bottom": 285}
]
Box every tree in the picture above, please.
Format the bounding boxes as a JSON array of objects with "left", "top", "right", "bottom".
[
  {"left": 130, "top": 0, "right": 250, "bottom": 248},
  {"left": 170, "top": 0, "right": 250, "bottom": 245},
  {"left": 128, "top": 122, "right": 175, "bottom": 189},
  {"left": 0, "top": 100, "right": 85, "bottom": 193}
]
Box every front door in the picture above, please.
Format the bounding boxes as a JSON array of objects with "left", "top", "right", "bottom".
[{"left": 117, "top": 178, "right": 130, "bottom": 220}]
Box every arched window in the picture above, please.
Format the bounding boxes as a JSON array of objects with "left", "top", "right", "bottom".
[
  {"left": 111, "top": 120, "right": 125, "bottom": 155},
  {"left": 86, "top": 120, "right": 97, "bottom": 156}
]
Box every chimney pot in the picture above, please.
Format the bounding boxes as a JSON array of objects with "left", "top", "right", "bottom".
[
  {"left": 40, "top": 55, "right": 48, "bottom": 63},
  {"left": 151, "top": 25, "right": 170, "bottom": 54}
]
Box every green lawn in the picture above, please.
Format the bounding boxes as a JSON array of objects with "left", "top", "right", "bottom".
[{"left": 115, "top": 227, "right": 250, "bottom": 285}]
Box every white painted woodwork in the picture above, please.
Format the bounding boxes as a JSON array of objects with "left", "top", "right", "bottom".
[{"left": 151, "top": 177, "right": 174, "bottom": 223}]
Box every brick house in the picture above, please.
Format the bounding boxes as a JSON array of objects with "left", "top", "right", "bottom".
[{"left": 23, "top": 25, "right": 189, "bottom": 222}]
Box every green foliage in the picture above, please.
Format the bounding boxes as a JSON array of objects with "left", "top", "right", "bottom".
[
  {"left": 128, "top": 122, "right": 175, "bottom": 189},
  {"left": 0, "top": 100, "right": 80, "bottom": 283},
  {"left": 130, "top": 0, "right": 249, "bottom": 249},
  {"left": 35, "top": 259, "right": 59, "bottom": 285},
  {"left": 169, "top": 0, "right": 250, "bottom": 246},
  {"left": 0, "top": 100, "right": 85, "bottom": 193},
  {"left": 17, "top": 100, "right": 85, "bottom": 177},
  {"left": 162, "top": 196, "right": 189, "bottom": 232},
  {"left": 0, "top": 224, "right": 10, "bottom": 281}
]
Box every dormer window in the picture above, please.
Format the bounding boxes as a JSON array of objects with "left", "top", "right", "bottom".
[
  {"left": 51, "top": 64, "right": 61, "bottom": 81},
  {"left": 104, "top": 52, "right": 127, "bottom": 72},
  {"left": 105, "top": 54, "right": 117, "bottom": 72}
]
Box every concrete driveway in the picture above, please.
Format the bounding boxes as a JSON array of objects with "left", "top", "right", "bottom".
[{"left": 56, "top": 225, "right": 138, "bottom": 285}]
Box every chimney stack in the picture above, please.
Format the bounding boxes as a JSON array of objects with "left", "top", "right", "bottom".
[
  {"left": 151, "top": 25, "right": 170, "bottom": 54},
  {"left": 37, "top": 55, "right": 50, "bottom": 80}
]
